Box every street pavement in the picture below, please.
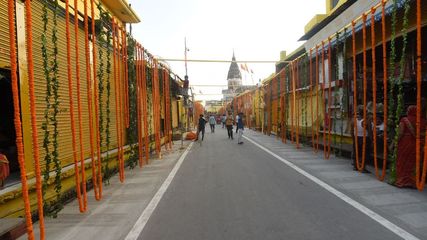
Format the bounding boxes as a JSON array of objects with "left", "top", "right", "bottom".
[
  {"left": 138, "top": 127, "right": 427, "bottom": 240},
  {"left": 19, "top": 127, "right": 427, "bottom": 240}
]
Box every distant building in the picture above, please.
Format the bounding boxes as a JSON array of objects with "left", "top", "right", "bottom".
[{"left": 222, "top": 52, "right": 256, "bottom": 103}]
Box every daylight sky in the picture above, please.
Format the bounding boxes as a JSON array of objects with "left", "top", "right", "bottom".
[{"left": 128, "top": 0, "right": 326, "bottom": 102}]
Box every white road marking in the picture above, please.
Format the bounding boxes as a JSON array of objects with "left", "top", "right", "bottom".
[
  {"left": 125, "top": 142, "right": 194, "bottom": 240},
  {"left": 244, "top": 135, "right": 420, "bottom": 240}
]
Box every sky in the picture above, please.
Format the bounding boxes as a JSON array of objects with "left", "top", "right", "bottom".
[{"left": 128, "top": 0, "right": 326, "bottom": 102}]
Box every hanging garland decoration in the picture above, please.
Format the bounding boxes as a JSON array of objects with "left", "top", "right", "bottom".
[
  {"left": 153, "top": 60, "right": 162, "bottom": 158},
  {"left": 136, "top": 44, "right": 144, "bottom": 167},
  {"left": 41, "top": 0, "right": 62, "bottom": 215},
  {"left": 112, "top": 19, "right": 124, "bottom": 182},
  {"left": 416, "top": 0, "right": 427, "bottom": 190},
  {"left": 340, "top": 28, "right": 348, "bottom": 157},
  {"left": 304, "top": 55, "right": 308, "bottom": 144},
  {"left": 281, "top": 69, "right": 286, "bottom": 143},
  {"left": 164, "top": 70, "right": 173, "bottom": 150},
  {"left": 9, "top": 0, "right": 40, "bottom": 238},
  {"left": 97, "top": 4, "right": 113, "bottom": 182},
  {"left": 142, "top": 47, "right": 150, "bottom": 164},
  {"left": 125, "top": 35, "right": 138, "bottom": 169},
  {"left": 83, "top": 0, "right": 99, "bottom": 198},
  {"left": 378, "top": 0, "right": 388, "bottom": 181},
  {"left": 321, "top": 41, "right": 327, "bottom": 158},
  {"left": 315, "top": 45, "right": 320, "bottom": 152},
  {"left": 290, "top": 63, "right": 295, "bottom": 143},
  {"left": 326, "top": 37, "right": 332, "bottom": 159},
  {"left": 277, "top": 75, "right": 280, "bottom": 140},
  {"left": 360, "top": 13, "right": 368, "bottom": 171},
  {"left": 310, "top": 49, "right": 315, "bottom": 150},
  {"left": 66, "top": 0, "right": 85, "bottom": 213},
  {"left": 371, "top": 7, "right": 380, "bottom": 179},
  {"left": 296, "top": 59, "right": 300, "bottom": 148},
  {"left": 90, "top": 0, "right": 103, "bottom": 198},
  {"left": 51, "top": 0, "right": 62, "bottom": 211},
  {"left": 388, "top": 0, "right": 398, "bottom": 179},
  {"left": 96, "top": 2, "right": 105, "bottom": 163},
  {"left": 73, "top": 0, "right": 88, "bottom": 208},
  {"left": 352, "top": 20, "right": 362, "bottom": 170},
  {"left": 333, "top": 33, "right": 340, "bottom": 156},
  {"left": 41, "top": 0, "right": 52, "bottom": 198},
  {"left": 391, "top": 0, "right": 410, "bottom": 182}
]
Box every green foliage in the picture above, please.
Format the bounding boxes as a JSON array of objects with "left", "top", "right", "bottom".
[
  {"left": 41, "top": 0, "right": 62, "bottom": 217},
  {"left": 390, "top": 0, "right": 410, "bottom": 183},
  {"left": 126, "top": 36, "right": 138, "bottom": 169}
]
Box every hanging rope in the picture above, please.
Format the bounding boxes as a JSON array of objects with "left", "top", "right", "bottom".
[
  {"left": 90, "top": 0, "right": 103, "bottom": 199},
  {"left": 9, "top": 1, "right": 37, "bottom": 239},
  {"left": 416, "top": 0, "right": 427, "bottom": 191},
  {"left": 66, "top": 0, "right": 85, "bottom": 212}
]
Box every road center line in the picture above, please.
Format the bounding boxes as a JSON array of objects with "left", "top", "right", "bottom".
[
  {"left": 243, "top": 135, "right": 419, "bottom": 240},
  {"left": 125, "top": 142, "right": 194, "bottom": 240}
]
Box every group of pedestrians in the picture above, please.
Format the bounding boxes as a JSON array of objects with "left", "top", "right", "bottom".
[
  {"left": 351, "top": 103, "right": 427, "bottom": 188},
  {"left": 194, "top": 112, "right": 245, "bottom": 145}
]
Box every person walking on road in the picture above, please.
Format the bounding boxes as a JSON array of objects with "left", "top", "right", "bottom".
[
  {"left": 195, "top": 114, "right": 207, "bottom": 141},
  {"left": 221, "top": 114, "right": 226, "bottom": 128},
  {"left": 237, "top": 112, "right": 244, "bottom": 144},
  {"left": 209, "top": 115, "right": 216, "bottom": 133},
  {"left": 235, "top": 113, "right": 240, "bottom": 134},
  {"left": 225, "top": 112, "right": 234, "bottom": 139}
]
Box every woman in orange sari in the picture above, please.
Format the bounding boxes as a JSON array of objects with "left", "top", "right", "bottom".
[{"left": 395, "top": 105, "right": 426, "bottom": 188}]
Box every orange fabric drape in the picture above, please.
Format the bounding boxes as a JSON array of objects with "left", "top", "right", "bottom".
[{"left": 90, "top": 0, "right": 103, "bottom": 198}]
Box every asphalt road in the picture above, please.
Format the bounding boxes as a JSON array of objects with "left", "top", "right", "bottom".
[{"left": 138, "top": 127, "right": 403, "bottom": 240}]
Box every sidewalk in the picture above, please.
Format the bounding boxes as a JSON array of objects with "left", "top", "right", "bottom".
[
  {"left": 244, "top": 129, "right": 427, "bottom": 239},
  {"left": 18, "top": 140, "right": 191, "bottom": 240}
]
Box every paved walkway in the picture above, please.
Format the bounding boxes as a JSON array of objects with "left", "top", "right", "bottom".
[{"left": 18, "top": 128, "right": 427, "bottom": 240}]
